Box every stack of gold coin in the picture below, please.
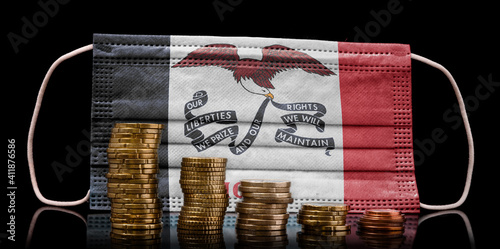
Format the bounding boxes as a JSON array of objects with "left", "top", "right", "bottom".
[
  {"left": 177, "top": 157, "right": 229, "bottom": 245},
  {"left": 297, "top": 202, "right": 351, "bottom": 235},
  {"left": 234, "top": 179, "right": 292, "bottom": 247},
  {"left": 105, "top": 123, "right": 164, "bottom": 246},
  {"left": 356, "top": 209, "right": 405, "bottom": 239}
]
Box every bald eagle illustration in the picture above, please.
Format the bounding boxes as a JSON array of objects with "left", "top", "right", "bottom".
[{"left": 173, "top": 44, "right": 335, "bottom": 99}]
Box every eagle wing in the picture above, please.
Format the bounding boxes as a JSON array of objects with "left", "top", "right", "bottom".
[
  {"left": 260, "top": 45, "right": 336, "bottom": 82},
  {"left": 172, "top": 44, "right": 239, "bottom": 71}
]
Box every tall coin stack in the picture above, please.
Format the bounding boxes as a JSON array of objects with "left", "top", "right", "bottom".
[
  {"left": 356, "top": 209, "right": 406, "bottom": 246},
  {"left": 105, "top": 123, "right": 164, "bottom": 246},
  {"left": 235, "top": 179, "right": 293, "bottom": 248},
  {"left": 177, "top": 157, "right": 229, "bottom": 247}
]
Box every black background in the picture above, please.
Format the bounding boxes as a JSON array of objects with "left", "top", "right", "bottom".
[{"left": 3, "top": 0, "right": 498, "bottom": 248}]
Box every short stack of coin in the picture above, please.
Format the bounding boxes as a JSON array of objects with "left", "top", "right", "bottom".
[
  {"left": 356, "top": 209, "right": 405, "bottom": 239},
  {"left": 105, "top": 123, "right": 164, "bottom": 246},
  {"left": 177, "top": 157, "right": 229, "bottom": 246},
  {"left": 234, "top": 179, "right": 293, "bottom": 247},
  {"left": 297, "top": 202, "right": 351, "bottom": 237}
]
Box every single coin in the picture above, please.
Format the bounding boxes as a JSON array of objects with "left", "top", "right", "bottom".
[
  {"left": 107, "top": 148, "right": 157, "bottom": 154},
  {"left": 107, "top": 153, "right": 158, "bottom": 159},
  {"left": 302, "top": 224, "right": 351, "bottom": 231},
  {"left": 300, "top": 229, "right": 351, "bottom": 236},
  {"left": 182, "top": 157, "right": 227, "bottom": 163},
  {"left": 177, "top": 228, "right": 223, "bottom": 235},
  {"left": 112, "top": 198, "right": 161, "bottom": 204},
  {"left": 357, "top": 220, "right": 404, "bottom": 227},
  {"left": 111, "top": 228, "right": 162, "bottom": 235},
  {"left": 235, "top": 202, "right": 288, "bottom": 209},
  {"left": 108, "top": 158, "right": 159, "bottom": 164},
  {"left": 110, "top": 217, "right": 162, "bottom": 224},
  {"left": 110, "top": 133, "right": 160, "bottom": 139},
  {"left": 238, "top": 186, "right": 290, "bottom": 193},
  {"left": 180, "top": 162, "right": 227, "bottom": 168},
  {"left": 110, "top": 233, "right": 161, "bottom": 240},
  {"left": 111, "top": 208, "right": 162, "bottom": 214},
  {"left": 107, "top": 183, "right": 158, "bottom": 189},
  {"left": 237, "top": 218, "right": 288, "bottom": 225},
  {"left": 180, "top": 175, "right": 226, "bottom": 181},
  {"left": 181, "top": 166, "right": 226, "bottom": 172},
  {"left": 110, "top": 213, "right": 162, "bottom": 219},
  {"left": 299, "top": 209, "right": 349, "bottom": 216},
  {"left": 107, "top": 193, "right": 158, "bottom": 199},
  {"left": 298, "top": 219, "right": 346, "bottom": 226},
  {"left": 177, "top": 220, "right": 225, "bottom": 226},
  {"left": 183, "top": 202, "right": 229, "bottom": 208},
  {"left": 236, "top": 223, "right": 286, "bottom": 231},
  {"left": 111, "top": 203, "right": 162, "bottom": 209},
  {"left": 180, "top": 171, "right": 226, "bottom": 176},
  {"left": 235, "top": 207, "right": 287, "bottom": 214},
  {"left": 108, "top": 178, "right": 158, "bottom": 184},
  {"left": 241, "top": 192, "right": 291, "bottom": 198},
  {"left": 243, "top": 197, "right": 293, "bottom": 204},
  {"left": 183, "top": 193, "right": 229, "bottom": 199},
  {"left": 358, "top": 225, "right": 405, "bottom": 231},
  {"left": 182, "top": 188, "right": 227, "bottom": 194},
  {"left": 108, "top": 168, "right": 159, "bottom": 174},
  {"left": 365, "top": 209, "right": 402, "bottom": 217},
  {"left": 105, "top": 173, "right": 157, "bottom": 179},
  {"left": 237, "top": 213, "right": 289, "bottom": 220},
  {"left": 359, "top": 216, "right": 406, "bottom": 223},
  {"left": 179, "top": 210, "right": 226, "bottom": 217},
  {"left": 114, "top": 123, "right": 165, "bottom": 129},
  {"left": 177, "top": 223, "right": 223, "bottom": 230},
  {"left": 179, "top": 179, "right": 226, "bottom": 185},
  {"left": 240, "top": 179, "right": 291, "bottom": 188},
  {"left": 108, "top": 163, "right": 158, "bottom": 169},
  {"left": 108, "top": 138, "right": 161, "bottom": 144},
  {"left": 178, "top": 216, "right": 225, "bottom": 222},
  {"left": 297, "top": 214, "right": 346, "bottom": 221},
  {"left": 184, "top": 197, "right": 228, "bottom": 203},
  {"left": 107, "top": 188, "right": 157, "bottom": 194},
  {"left": 108, "top": 142, "right": 159, "bottom": 148},
  {"left": 302, "top": 202, "right": 350, "bottom": 212},
  {"left": 181, "top": 206, "right": 227, "bottom": 213},
  {"left": 235, "top": 228, "right": 287, "bottom": 236},
  {"left": 111, "top": 222, "right": 163, "bottom": 230}
]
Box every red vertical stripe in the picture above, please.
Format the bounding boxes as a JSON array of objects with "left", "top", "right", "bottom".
[{"left": 338, "top": 42, "right": 419, "bottom": 213}]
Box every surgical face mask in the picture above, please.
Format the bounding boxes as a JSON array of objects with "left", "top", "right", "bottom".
[{"left": 27, "top": 34, "right": 474, "bottom": 212}]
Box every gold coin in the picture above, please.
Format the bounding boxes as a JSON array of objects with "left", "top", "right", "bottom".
[
  {"left": 108, "top": 178, "right": 158, "bottom": 184},
  {"left": 107, "top": 193, "right": 158, "bottom": 199},
  {"left": 111, "top": 208, "right": 162, "bottom": 214},
  {"left": 108, "top": 138, "right": 161, "bottom": 144},
  {"left": 180, "top": 162, "right": 227, "bottom": 167},
  {"left": 297, "top": 214, "right": 346, "bottom": 221},
  {"left": 298, "top": 219, "right": 346, "bottom": 226},
  {"left": 111, "top": 222, "right": 163, "bottom": 230},
  {"left": 111, "top": 198, "right": 161, "bottom": 204},
  {"left": 110, "top": 213, "right": 162, "bottom": 219},
  {"left": 180, "top": 184, "right": 226, "bottom": 190},
  {"left": 179, "top": 210, "right": 226, "bottom": 217},
  {"left": 178, "top": 216, "right": 225, "bottom": 222},
  {"left": 107, "top": 148, "right": 156, "bottom": 154},
  {"left": 108, "top": 142, "right": 159, "bottom": 148},
  {"left": 365, "top": 209, "right": 402, "bottom": 217},
  {"left": 108, "top": 183, "right": 158, "bottom": 189},
  {"left": 359, "top": 216, "right": 406, "bottom": 223},
  {"left": 184, "top": 197, "right": 228, "bottom": 203},
  {"left": 107, "top": 153, "right": 158, "bottom": 159},
  {"left": 240, "top": 179, "right": 291, "bottom": 188},
  {"left": 241, "top": 192, "right": 291, "bottom": 198},
  {"left": 237, "top": 213, "right": 289, "bottom": 220},
  {"left": 300, "top": 229, "right": 351, "bottom": 236},
  {"left": 108, "top": 158, "right": 159, "bottom": 164},
  {"left": 238, "top": 186, "right": 290, "bottom": 193},
  {"left": 110, "top": 133, "right": 160, "bottom": 139},
  {"left": 111, "top": 203, "right": 162, "bottom": 209},
  {"left": 181, "top": 171, "right": 226, "bottom": 176},
  {"left": 111, "top": 228, "right": 162, "bottom": 235},
  {"left": 182, "top": 157, "right": 227, "bottom": 163},
  {"left": 237, "top": 218, "right": 288, "bottom": 225},
  {"left": 236, "top": 223, "right": 286, "bottom": 231},
  {"left": 243, "top": 197, "right": 293, "bottom": 204},
  {"left": 182, "top": 188, "right": 227, "bottom": 194},
  {"left": 179, "top": 179, "right": 226, "bottom": 185},
  {"left": 181, "top": 206, "right": 227, "bottom": 213},
  {"left": 183, "top": 193, "right": 229, "bottom": 199},
  {"left": 181, "top": 166, "right": 226, "bottom": 172},
  {"left": 107, "top": 187, "right": 157, "bottom": 194},
  {"left": 299, "top": 209, "right": 349, "bottom": 216},
  {"left": 235, "top": 202, "right": 288, "bottom": 209},
  {"left": 235, "top": 228, "right": 287, "bottom": 236},
  {"left": 180, "top": 175, "right": 226, "bottom": 181},
  {"left": 177, "top": 220, "right": 225, "bottom": 226},
  {"left": 111, "top": 127, "right": 163, "bottom": 134},
  {"left": 110, "top": 232, "right": 161, "bottom": 240},
  {"left": 183, "top": 202, "right": 229, "bottom": 208},
  {"left": 108, "top": 168, "right": 159, "bottom": 175},
  {"left": 301, "top": 202, "right": 350, "bottom": 212},
  {"left": 177, "top": 223, "right": 223, "bottom": 230},
  {"left": 302, "top": 224, "right": 351, "bottom": 231},
  {"left": 110, "top": 217, "right": 162, "bottom": 224},
  {"left": 235, "top": 207, "right": 287, "bottom": 214},
  {"left": 114, "top": 123, "right": 165, "bottom": 129},
  {"left": 358, "top": 225, "right": 404, "bottom": 231},
  {"left": 105, "top": 173, "right": 157, "bottom": 179},
  {"left": 177, "top": 228, "right": 223, "bottom": 235},
  {"left": 108, "top": 164, "right": 158, "bottom": 169}
]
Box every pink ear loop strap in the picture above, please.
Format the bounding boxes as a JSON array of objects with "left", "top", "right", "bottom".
[
  {"left": 27, "top": 44, "right": 93, "bottom": 206},
  {"left": 411, "top": 53, "right": 475, "bottom": 210}
]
